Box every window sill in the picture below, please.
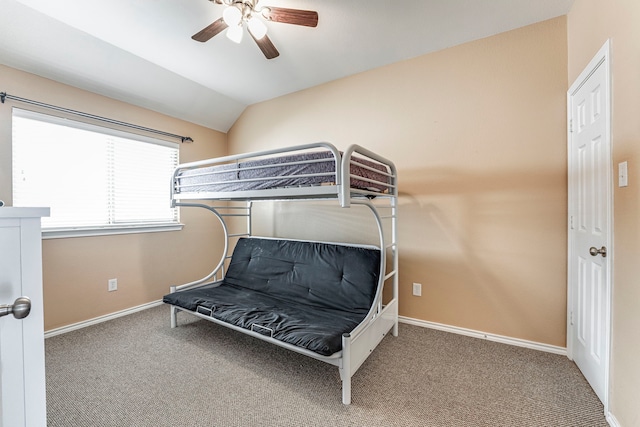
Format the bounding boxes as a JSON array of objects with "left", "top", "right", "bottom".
[{"left": 42, "top": 223, "right": 184, "bottom": 239}]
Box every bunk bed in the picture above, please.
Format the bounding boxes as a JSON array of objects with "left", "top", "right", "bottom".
[{"left": 163, "top": 142, "right": 398, "bottom": 405}]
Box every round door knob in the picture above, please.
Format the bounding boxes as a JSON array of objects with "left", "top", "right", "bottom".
[
  {"left": 0, "top": 296, "right": 31, "bottom": 319},
  {"left": 12, "top": 296, "right": 31, "bottom": 319},
  {"left": 589, "top": 246, "right": 607, "bottom": 258}
]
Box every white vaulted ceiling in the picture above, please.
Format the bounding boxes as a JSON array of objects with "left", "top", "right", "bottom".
[{"left": 0, "top": 0, "right": 574, "bottom": 132}]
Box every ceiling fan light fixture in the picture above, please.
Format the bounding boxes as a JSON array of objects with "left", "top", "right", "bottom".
[
  {"left": 222, "top": 5, "right": 242, "bottom": 26},
  {"left": 226, "top": 23, "right": 244, "bottom": 43},
  {"left": 247, "top": 16, "right": 267, "bottom": 39},
  {"left": 193, "top": 1, "right": 317, "bottom": 59}
]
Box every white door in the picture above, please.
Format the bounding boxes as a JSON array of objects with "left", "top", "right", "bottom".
[
  {"left": 567, "top": 40, "right": 611, "bottom": 406},
  {"left": 0, "top": 210, "right": 48, "bottom": 427}
]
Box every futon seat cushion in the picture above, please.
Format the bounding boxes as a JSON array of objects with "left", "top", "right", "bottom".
[{"left": 163, "top": 282, "right": 365, "bottom": 355}]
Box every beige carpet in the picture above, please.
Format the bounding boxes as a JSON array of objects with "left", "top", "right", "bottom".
[{"left": 45, "top": 305, "right": 607, "bottom": 426}]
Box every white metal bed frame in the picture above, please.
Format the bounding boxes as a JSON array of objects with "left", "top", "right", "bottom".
[{"left": 167, "top": 142, "right": 398, "bottom": 404}]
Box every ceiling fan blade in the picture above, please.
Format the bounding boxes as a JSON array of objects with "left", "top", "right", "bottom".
[
  {"left": 250, "top": 33, "right": 280, "bottom": 59},
  {"left": 262, "top": 7, "right": 318, "bottom": 27},
  {"left": 192, "top": 18, "right": 229, "bottom": 42}
]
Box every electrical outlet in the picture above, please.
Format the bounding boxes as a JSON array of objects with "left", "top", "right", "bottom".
[
  {"left": 108, "top": 278, "right": 118, "bottom": 292},
  {"left": 412, "top": 282, "right": 422, "bottom": 297}
]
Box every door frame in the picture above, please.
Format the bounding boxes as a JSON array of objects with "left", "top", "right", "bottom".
[{"left": 566, "top": 39, "right": 612, "bottom": 410}]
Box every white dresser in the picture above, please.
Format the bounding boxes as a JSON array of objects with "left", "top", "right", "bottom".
[{"left": 0, "top": 207, "right": 49, "bottom": 427}]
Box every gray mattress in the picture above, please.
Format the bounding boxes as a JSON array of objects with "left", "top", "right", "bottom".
[{"left": 175, "top": 151, "right": 390, "bottom": 194}]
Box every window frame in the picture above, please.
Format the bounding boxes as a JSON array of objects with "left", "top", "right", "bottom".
[{"left": 11, "top": 108, "right": 183, "bottom": 239}]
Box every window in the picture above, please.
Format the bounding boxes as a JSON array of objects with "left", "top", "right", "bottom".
[{"left": 12, "top": 108, "right": 181, "bottom": 238}]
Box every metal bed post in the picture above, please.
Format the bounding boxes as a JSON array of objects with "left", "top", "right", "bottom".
[
  {"left": 391, "top": 194, "right": 399, "bottom": 337},
  {"left": 341, "top": 333, "right": 352, "bottom": 405},
  {"left": 169, "top": 290, "right": 178, "bottom": 328},
  {"left": 345, "top": 145, "right": 399, "bottom": 338},
  {"left": 247, "top": 201, "right": 253, "bottom": 238},
  {"left": 384, "top": 156, "right": 399, "bottom": 337}
]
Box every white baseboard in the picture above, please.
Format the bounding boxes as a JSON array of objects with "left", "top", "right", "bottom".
[
  {"left": 606, "top": 412, "right": 620, "bottom": 427},
  {"left": 398, "top": 316, "right": 567, "bottom": 356},
  {"left": 44, "top": 300, "right": 164, "bottom": 339}
]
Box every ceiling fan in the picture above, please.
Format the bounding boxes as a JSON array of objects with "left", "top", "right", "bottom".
[{"left": 192, "top": 0, "right": 319, "bottom": 59}]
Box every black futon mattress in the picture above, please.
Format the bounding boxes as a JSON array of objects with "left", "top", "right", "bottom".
[{"left": 163, "top": 237, "right": 381, "bottom": 356}]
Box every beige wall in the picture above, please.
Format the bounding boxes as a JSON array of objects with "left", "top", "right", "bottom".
[
  {"left": 229, "top": 18, "right": 569, "bottom": 346},
  {"left": 568, "top": 1, "right": 640, "bottom": 425},
  {"left": 3, "top": 6, "right": 636, "bottom": 422},
  {"left": 0, "top": 65, "right": 227, "bottom": 330}
]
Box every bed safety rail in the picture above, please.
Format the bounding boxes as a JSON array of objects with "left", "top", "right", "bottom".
[
  {"left": 170, "top": 142, "right": 342, "bottom": 205},
  {"left": 340, "top": 144, "right": 397, "bottom": 207}
]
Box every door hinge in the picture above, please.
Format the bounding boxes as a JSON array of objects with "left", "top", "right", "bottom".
[
  {"left": 570, "top": 310, "right": 574, "bottom": 326},
  {"left": 570, "top": 215, "right": 575, "bottom": 230},
  {"left": 569, "top": 119, "right": 573, "bottom": 133}
]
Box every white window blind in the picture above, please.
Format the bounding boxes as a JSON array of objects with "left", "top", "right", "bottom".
[{"left": 12, "top": 108, "right": 179, "bottom": 234}]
